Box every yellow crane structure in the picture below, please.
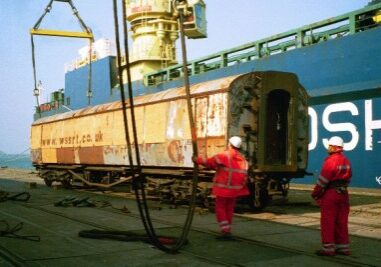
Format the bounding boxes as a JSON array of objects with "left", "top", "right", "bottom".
[{"left": 125, "top": 0, "right": 207, "bottom": 81}]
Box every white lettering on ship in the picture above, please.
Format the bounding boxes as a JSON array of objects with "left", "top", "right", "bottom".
[
  {"left": 365, "top": 100, "right": 381, "bottom": 150},
  {"left": 309, "top": 99, "right": 380, "bottom": 151}
]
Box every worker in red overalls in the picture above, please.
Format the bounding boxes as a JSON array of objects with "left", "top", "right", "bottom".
[
  {"left": 312, "top": 136, "right": 352, "bottom": 256},
  {"left": 194, "top": 136, "right": 250, "bottom": 240}
]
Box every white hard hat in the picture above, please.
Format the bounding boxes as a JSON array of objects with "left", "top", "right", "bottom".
[
  {"left": 229, "top": 136, "right": 242, "bottom": 148},
  {"left": 328, "top": 136, "right": 344, "bottom": 147}
]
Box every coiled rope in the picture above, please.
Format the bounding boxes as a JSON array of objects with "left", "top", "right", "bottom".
[
  {"left": 0, "top": 191, "right": 31, "bottom": 202},
  {"left": 0, "top": 220, "right": 40, "bottom": 242}
]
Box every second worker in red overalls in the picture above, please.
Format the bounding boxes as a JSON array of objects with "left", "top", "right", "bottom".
[{"left": 312, "top": 136, "right": 352, "bottom": 256}]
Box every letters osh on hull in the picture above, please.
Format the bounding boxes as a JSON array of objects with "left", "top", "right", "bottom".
[{"left": 308, "top": 98, "right": 381, "bottom": 188}]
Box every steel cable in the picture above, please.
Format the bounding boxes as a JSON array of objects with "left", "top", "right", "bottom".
[
  {"left": 112, "top": 0, "right": 163, "bottom": 252},
  {"left": 31, "top": 35, "right": 41, "bottom": 118},
  {"left": 175, "top": 5, "right": 199, "bottom": 247},
  {"left": 111, "top": 0, "right": 199, "bottom": 253},
  {"left": 119, "top": 0, "right": 165, "bottom": 251}
]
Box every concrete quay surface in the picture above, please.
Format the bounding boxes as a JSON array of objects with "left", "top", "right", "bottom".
[{"left": 0, "top": 168, "right": 380, "bottom": 267}]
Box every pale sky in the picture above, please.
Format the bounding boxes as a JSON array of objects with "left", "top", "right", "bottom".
[{"left": 0, "top": 0, "right": 370, "bottom": 154}]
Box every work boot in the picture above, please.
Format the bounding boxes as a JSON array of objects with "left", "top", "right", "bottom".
[
  {"left": 315, "top": 250, "right": 335, "bottom": 256},
  {"left": 216, "top": 232, "right": 233, "bottom": 241}
]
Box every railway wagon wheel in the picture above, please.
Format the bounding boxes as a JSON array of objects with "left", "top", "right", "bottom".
[
  {"left": 61, "top": 173, "right": 73, "bottom": 189},
  {"left": 40, "top": 170, "right": 55, "bottom": 187},
  {"left": 279, "top": 178, "right": 290, "bottom": 197},
  {"left": 247, "top": 179, "right": 269, "bottom": 211},
  {"left": 43, "top": 177, "right": 53, "bottom": 187}
]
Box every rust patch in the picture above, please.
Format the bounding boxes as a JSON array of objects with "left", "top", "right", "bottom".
[
  {"left": 57, "top": 148, "right": 75, "bottom": 164},
  {"left": 33, "top": 75, "right": 239, "bottom": 126},
  {"left": 195, "top": 93, "right": 227, "bottom": 138},
  {"left": 78, "top": 146, "right": 104, "bottom": 164},
  {"left": 197, "top": 137, "right": 226, "bottom": 158},
  {"left": 31, "top": 149, "right": 42, "bottom": 164},
  {"left": 167, "top": 140, "right": 185, "bottom": 163},
  {"left": 103, "top": 145, "right": 128, "bottom": 165}
]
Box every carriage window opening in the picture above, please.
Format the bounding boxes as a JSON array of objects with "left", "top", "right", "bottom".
[{"left": 265, "top": 89, "right": 290, "bottom": 165}]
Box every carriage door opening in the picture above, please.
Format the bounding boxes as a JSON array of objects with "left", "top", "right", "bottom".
[{"left": 265, "top": 89, "right": 290, "bottom": 165}]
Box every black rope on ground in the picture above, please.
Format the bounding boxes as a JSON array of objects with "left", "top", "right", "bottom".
[
  {"left": 0, "top": 191, "right": 31, "bottom": 202},
  {"left": 78, "top": 229, "right": 182, "bottom": 245},
  {"left": 54, "top": 196, "right": 112, "bottom": 208},
  {"left": 53, "top": 196, "right": 131, "bottom": 212},
  {"left": 0, "top": 220, "right": 40, "bottom": 242}
]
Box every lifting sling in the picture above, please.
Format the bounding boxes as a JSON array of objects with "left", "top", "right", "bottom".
[{"left": 30, "top": 0, "right": 94, "bottom": 118}]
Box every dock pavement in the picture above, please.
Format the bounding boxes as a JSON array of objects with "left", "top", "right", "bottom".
[{"left": 0, "top": 168, "right": 380, "bottom": 267}]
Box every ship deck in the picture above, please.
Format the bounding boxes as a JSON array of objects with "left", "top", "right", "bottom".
[{"left": 0, "top": 169, "right": 380, "bottom": 266}]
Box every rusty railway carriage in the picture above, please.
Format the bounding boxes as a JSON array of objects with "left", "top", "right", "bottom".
[{"left": 31, "top": 71, "right": 309, "bottom": 208}]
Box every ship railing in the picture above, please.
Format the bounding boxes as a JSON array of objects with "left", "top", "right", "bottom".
[{"left": 145, "top": 3, "right": 381, "bottom": 86}]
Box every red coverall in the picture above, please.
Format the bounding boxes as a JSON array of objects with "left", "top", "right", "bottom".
[
  {"left": 197, "top": 148, "right": 249, "bottom": 235},
  {"left": 312, "top": 150, "right": 352, "bottom": 255}
]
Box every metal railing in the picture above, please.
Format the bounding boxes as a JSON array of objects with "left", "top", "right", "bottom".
[{"left": 145, "top": 3, "right": 381, "bottom": 86}]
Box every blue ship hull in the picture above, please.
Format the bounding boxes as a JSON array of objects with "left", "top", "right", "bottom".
[{"left": 42, "top": 14, "right": 381, "bottom": 189}]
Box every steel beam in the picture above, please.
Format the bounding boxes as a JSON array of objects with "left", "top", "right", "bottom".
[{"left": 30, "top": 29, "right": 93, "bottom": 39}]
